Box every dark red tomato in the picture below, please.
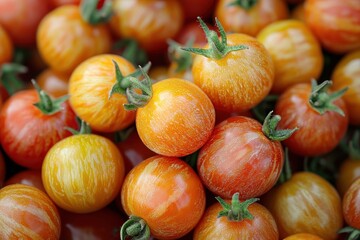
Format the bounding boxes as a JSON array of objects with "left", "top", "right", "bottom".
[
  {"left": 0, "top": 89, "right": 78, "bottom": 169},
  {"left": 50, "top": 0, "right": 80, "bottom": 8},
  {"left": 4, "top": 170, "right": 45, "bottom": 192},
  {"left": 179, "top": 0, "right": 216, "bottom": 22},
  {"left": 0, "top": 152, "right": 5, "bottom": 188},
  {"left": 343, "top": 178, "right": 360, "bottom": 229},
  {"left": 175, "top": 21, "right": 217, "bottom": 47},
  {"left": 0, "top": 0, "right": 50, "bottom": 47}
]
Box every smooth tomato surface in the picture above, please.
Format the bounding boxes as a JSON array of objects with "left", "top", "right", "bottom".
[
  {"left": 37, "top": 68, "right": 69, "bottom": 98},
  {"left": 0, "top": 25, "right": 13, "bottom": 65},
  {"left": 343, "top": 178, "right": 360, "bottom": 229},
  {"left": 4, "top": 170, "right": 45, "bottom": 193}
]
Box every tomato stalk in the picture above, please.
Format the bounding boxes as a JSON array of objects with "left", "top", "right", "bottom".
[
  {"left": 338, "top": 226, "right": 360, "bottom": 240},
  {"left": 0, "top": 63, "right": 27, "bottom": 95},
  {"left": 120, "top": 215, "right": 150, "bottom": 240},
  {"left": 309, "top": 79, "right": 348, "bottom": 116},
  {"left": 80, "top": 0, "right": 112, "bottom": 25},
  {"left": 65, "top": 119, "right": 91, "bottom": 135},
  {"left": 113, "top": 39, "right": 148, "bottom": 67},
  {"left": 168, "top": 38, "right": 194, "bottom": 73},
  {"left": 262, "top": 111, "right": 298, "bottom": 141},
  {"left": 228, "top": 0, "right": 258, "bottom": 9},
  {"left": 181, "top": 17, "right": 248, "bottom": 59}
]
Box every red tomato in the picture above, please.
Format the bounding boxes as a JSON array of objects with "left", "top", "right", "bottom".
[
  {"left": 304, "top": 0, "right": 360, "bottom": 54},
  {"left": 37, "top": 68, "right": 69, "bottom": 98},
  {"left": 0, "top": 0, "right": 50, "bottom": 47},
  {"left": 121, "top": 155, "right": 206, "bottom": 240},
  {"left": 0, "top": 25, "right": 13, "bottom": 65},
  {"left": 0, "top": 152, "right": 5, "bottom": 187},
  {"left": 343, "top": 178, "right": 360, "bottom": 229},
  {"left": 50, "top": 0, "right": 80, "bottom": 8},
  {"left": 0, "top": 89, "right": 78, "bottom": 169},
  {"left": 42, "top": 134, "right": 125, "bottom": 213},
  {"left": 37, "top": 5, "right": 112, "bottom": 74},
  {"left": 0, "top": 184, "right": 61, "bottom": 239},
  {"left": 284, "top": 233, "right": 324, "bottom": 240},
  {"left": 4, "top": 170, "right": 45, "bottom": 193},
  {"left": 179, "top": 0, "right": 216, "bottom": 22}
]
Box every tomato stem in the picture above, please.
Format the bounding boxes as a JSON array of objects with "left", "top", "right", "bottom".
[
  {"left": 65, "top": 119, "right": 91, "bottom": 135},
  {"left": 114, "top": 126, "right": 135, "bottom": 143},
  {"left": 0, "top": 63, "right": 27, "bottom": 95},
  {"left": 349, "top": 131, "right": 360, "bottom": 160},
  {"left": 181, "top": 17, "right": 248, "bottom": 59},
  {"left": 228, "top": 0, "right": 258, "bottom": 9},
  {"left": 262, "top": 111, "right": 298, "bottom": 141},
  {"left": 80, "top": 0, "right": 112, "bottom": 25},
  {"left": 120, "top": 215, "right": 150, "bottom": 240},
  {"left": 338, "top": 226, "right": 360, "bottom": 240},
  {"left": 113, "top": 39, "right": 148, "bottom": 67},
  {"left": 168, "top": 38, "right": 194, "bottom": 73},
  {"left": 278, "top": 148, "right": 292, "bottom": 184},
  {"left": 215, "top": 193, "right": 259, "bottom": 222}
]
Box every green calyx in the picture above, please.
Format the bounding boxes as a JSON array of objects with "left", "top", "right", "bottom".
[
  {"left": 32, "top": 79, "right": 69, "bottom": 115},
  {"left": 113, "top": 39, "right": 148, "bottom": 67},
  {"left": 114, "top": 126, "right": 135, "bottom": 143},
  {"left": 0, "top": 63, "right": 27, "bottom": 95},
  {"left": 109, "top": 61, "right": 152, "bottom": 111},
  {"left": 262, "top": 111, "right": 298, "bottom": 141},
  {"left": 277, "top": 148, "right": 292, "bottom": 184},
  {"left": 80, "top": 0, "right": 112, "bottom": 25},
  {"left": 338, "top": 226, "right": 360, "bottom": 240},
  {"left": 309, "top": 79, "right": 348, "bottom": 116},
  {"left": 349, "top": 131, "right": 360, "bottom": 160},
  {"left": 228, "top": 0, "right": 258, "bottom": 9},
  {"left": 216, "top": 193, "right": 259, "bottom": 222},
  {"left": 168, "top": 37, "right": 194, "bottom": 73},
  {"left": 65, "top": 118, "right": 92, "bottom": 135},
  {"left": 120, "top": 216, "right": 150, "bottom": 240},
  {"left": 181, "top": 17, "right": 248, "bottom": 59}
]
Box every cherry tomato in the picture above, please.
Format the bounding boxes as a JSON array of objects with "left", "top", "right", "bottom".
[
  {"left": 37, "top": 5, "right": 112, "bottom": 74},
  {"left": 304, "top": 0, "right": 360, "bottom": 54},
  {"left": 4, "top": 170, "right": 45, "bottom": 193},
  {"left": 0, "top": 25, "right": 13, "bottom": 65},
  {"left": 343, "top": 177, "right": 360, "bottom": 230},
  {"left": 284, "top": 233, "right": 324, "bottom": 240},
  {"left": 121, "top": 155, "right": 206, "bottom": 240},
  {"left": 179, "top": 0, "right": 216, "bottom": 23},
  {"left": 215, "top": 0, "right": 289, "bottom": 36},
  {"left": 37, "top": 68, "right": 69, "bottom": 98},
  {"left": 262, "top": 172, "right": 343, "bottom": 239},
  {"left": 0, "top": 184, "right": 61, "bottom": 239},
  {"left": 175, "top": 21, "right": 216, "bottom": 47},
  {"left": 331, "top": 50, "right": 360, "bottom": 126},
  {"left": 42, "top": 134, "right": 125, "bottom": 213},
  {"left": 337, "top": 158, "right": 360, "bottom": 197},
  {"left": 50, "top": 0, "right": 80, "bottom": 8},
  {"left": 0, "top": 152, "right": 5, "bottom": 187},
  {"left": 257, "top": 19, "right": 323, "bottom": 94}
]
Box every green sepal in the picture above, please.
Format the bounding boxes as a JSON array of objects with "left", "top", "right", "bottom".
[
  {"left": 113, "top": 39, "right": 148, "bottom": 67},
  {"left": 0, "top": 63, "right": 27, "bottom": 95},
  {"left": 227, "top": 0, "right": 258, "bottom": 9},
  {"left": 277, "top": 148, "right": 292, "bottom": 184},
  {"left": 80, "top": 0, "right": 112, "bottom": 25},
  {"left": 338, "top": 226, "right": 360, "bottom": 240},
  {"left": 120, "top": 215, "right": 150, "bottom": 240},
  {"left": 262, "top": 111, "right": 298, "bottom": 141},
  {"left": 167, "top": 37, "right": 194, "bottom": 73},
  {"left": 349, "top": 131, "right": 360, "bottom": 160},
  {"left": 65, "top": 119, "right": 91, "bottom": 135}
]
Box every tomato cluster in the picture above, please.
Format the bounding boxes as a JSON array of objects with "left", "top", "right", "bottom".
[{"left": 0, "top": 0, "right": 359, "bottom": 239}]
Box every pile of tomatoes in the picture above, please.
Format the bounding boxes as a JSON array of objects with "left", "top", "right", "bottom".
[{"left": 0, "top": 0, "right": 359, "bottom": 239}]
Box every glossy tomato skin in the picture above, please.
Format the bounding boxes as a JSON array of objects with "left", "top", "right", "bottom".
[
  {"left": 215, "top": 0, "right": 289, "bottom": 36},
  {"left": 274, "top": 83, "right": 349, "bottom": 156},
  {"left": 343, "top": 178, "right": 360, "bottom": 229},
  {"left": 0, "top": 184, "right": 61, "bottom": 239},
  {"left": 37, "top": 5, "right": 112, "bottom": 74},
  {"left": 111, "top": 0, "right": 184, "bottom": 53},
  {"left": 69, "top": 54, "right": 136, "bottom": 133},
  {"left": 121, "top": 155, "right": 206, "bottom": 240},
  {"left": 304, "top": 0, "right": 360, "bottom": 54},
  {"left": 42, "top": 134, "right": 125, "bottom": 214},
  {"left": 0, "top": 89, "right": 78, "bottom": 169},
  {"left": 284, "top": 233, "right": 324, "bottom": 240},
  {"left": 193, "top": 202, "right": 279, "bottom": 240},
  {"left": 331, "top": 50, "right": 360, "bottom": 126},
  {"left": 262, "top": 172, "right": 343, "bottom": 239},
  {"left": 257, "top": 20, "right": 323, "bottom": 94},
  {"left": 0, "top": 0, "right": 50, "bottom": 47},
  {"left": 136, "top": 78, "right": 215, "bottom": 157},
  {"left": 192, "top": 34, "right": 274, "bottom": 113},
  {"left": 197, "top": 116, "right": 283, "bottom": 200},
  {"left": 0, "top": 25, "right": 13, "bottom": 65},
  {"left": 37, "top": 68, "right": 69, "bottom": 98},
  {"left": 5, "top": 169, "right": 45, "bottom": 192}
]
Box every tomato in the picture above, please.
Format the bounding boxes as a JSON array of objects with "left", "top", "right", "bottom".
[
  {"left": 4, "top": 170, "right": 45, "bottom": 193},
  {"left": 179, "top": 0, "right": 216, "bottom": 22},
  {"left": 69, "top": 54, "right": 136, "bottom": 133},
  {"left": 135, "top": 78, "right": 215, "bottom": 157},
  {"left": 215, "top": 0, "right": 289, "bottom": 36},
  {"left": 0, "top": 0, "right": 50, "bottom": 47},
  {"left": 42, "top": 133, "right": 125, "bottom": 213},
  {"left": 262, "top": 172, "right": 343, "bottom": 239},
  {"left": 37, "top": 5, "right": 112, "bottom": 74},
  {"left": 0, "top": 25, "right": 13, "bottom": 65},
  {"left": 148, "top": 66, "right": 169, "bottom": 83},
  {"left": 284, "top": 233, "right": 324, "bottom": 240},
  {"left": 274, "top": 81, "right": 349, "bottom": 156},
  {"left": 0, "top": 88, "right": 78, "bottom": 169},
  {"left": 0, "top": 184, "right": 61, "bottom": 239},
  {"left": 343, "top": 178, "right": 360, "bottom": 230},
  {"left": 331, "top": 50, "right": 360, "bottom": 126},
  {"left": 0, "top": 152, "right": 5, "bottom": 188},
  {"left": 257, "top": 20, "right": 323, "bottom": 94},
  {"left": 110, "top": 0, "right": 184, "bottom": 53},
  {"left": 37, "top": 68, "right": 69, "bottom": 98},
  {"left": 304, "top": 0, "right": 360, "bottom": 54},
  {"left": 50, "top": 0, "right": 80, "bottom": 8},
  {"left": 175, "top": 21, "right": 216, "bottom": 47},
  {"left": 121, "top": 155, "right": 206, "bottom": 240},
  {"left": 337, "top": 158, "right": 360, "bottom": 197}
]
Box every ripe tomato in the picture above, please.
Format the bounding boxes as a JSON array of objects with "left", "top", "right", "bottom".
[
  {"left": 343, "top": 178, "right": 360, "bottom": 230},
  {"left": 121, "top": 155, "right": 206, "bottom": 240},
  {"left": 0, "top": 152, "right": 5, "bottom": 187},
  {"left": 304, "top": 0, "right": 360, "bottom": 54},
  {"left": 110, "top": 0, "right": 184, "bottom": 53},
  {"left": 4, "top": 169, "right": 45, "bottom": 193},
  {"left": 331, "top": 50, "right": 360, "bottom": 126},
  {"left": 42, "top": 134, "right": 125, "bottom": 213},
  {"left": 69, "top": 54, "right": 136, "bottom": 133},
  {"left": 284, "top": 233, "right": 324, "bottom": 240},
  {"left": 0, "top": 25, "right": 13, "bottom": 65},
  {"left": 37, "top": 5, "right": 112, "bottom": 74},
  {"left": 0, "top": 88, "right": 78, "bottom": 169},
  {"left": 337, "top": 158, "right": 360, "bottom": 197},
  {"left": 179, "top": 0, "right": 216, "bottom": 22},
  {"left": 0, "top": 0, "right": 50, "bottom": 47},
  {"left": 257, "top": 19, "right": 323, "bottom": 94},
  {"left": 50, "top": 0, "right": 80, "bottom": 8},
  {"left": 215, "top": 0, "right": 289, "bottom": 36},
  {"left": 262, "top": 172, "right": 343, "bottom": 239},
  {"left": 37, "top": 68, "right": 69, "bottom": 98},
  {"left": 135, "top": 78, "right": 215, "bottom": 157},
  {"left": 0, "top": 184, "right": 61, "bottom": 239}
]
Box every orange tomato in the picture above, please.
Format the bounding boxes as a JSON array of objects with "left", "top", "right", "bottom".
[
  {"left": 69, "top": 54, "right": 136, "bottom": 133},
  {"left": 343, "top": 178, "right": 360, "bottom": 229},
  {"left": 5, "top": 169, "right": 45, "bottom": 193},
  {"left": 337, "top": 159, "right": 360, "bottom": 197},
  {"left": 37, "top": 68, "right": 69, "bottom": 98},
  {"left": 0, "top": 184, "right": 61, "bottom": 239},
  {"left": 284, "top": 233, "right": 324, "bottom": 240},
  {"left": 0, "top": 25, "right": 13, "bottom": 65},
  {"left": 257, "top": 20, "right": 323, "bottom": 93}
]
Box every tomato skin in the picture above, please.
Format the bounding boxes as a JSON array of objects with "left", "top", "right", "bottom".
[
  {"left": 37, "top": 69, "right": 69, "bottom": 98},
  {"left": 304, "top": 0, "right": 360, "bottom": 54},
  {"left": 337, "top": 158, "right": 360, "bottom": 197},
  {"left": 0, "top": 89, "right": 78, "bottom": 169},
  {"left": 121, "top": 155, "right": 206, "bottom": 240},
  {"left": 0, "top": 184, "right": 61, "bottom": 240},
  {"left": 257, "top": 20, "right": 323, "bottom": 94},
  {"left": 343, "top": 178, "right": 360, "bottom": 229},
  {"left": 4, "top": 170, "right": 45, "bottom": 193},
  {"left": 136, "top": 78, "right": 215, "bottom": 157},
  {"left": 284, "top": 233, "right": 324, "bottom": 240},
  {"left": 262, "top": 172, "right": 343, "bottom": 239},
  {"left": 331, "top": 50, "right": 360, "bottom": 126},
  {"left": 193, "top": 202, "right": 279, "bottom": 240},
  {"left": 0, "top": 25, "right": 13, "bottom": 65},
  {"left": 37, "top": 5, "right": 112, "bottom": 74},
  {"left": 42, "top": 134, "right": 125, "bottom": 214},
  {"left": 179, "top": 0, "right": 216, "bottom": 22},
  {"left": 192, "top": 34, "right": 274, "bottom": 113},
  {"left": 69, "top": 54, "right": 136, "bottom": 133},
  {"left": 50, "top": 0, "right": 80, "bottom": 8},
  {"left": 274, "top": 83, "right": 349, "bottom": 156},
  {"left": 215, "top": 0, "right": 289, "bottom": 36}
]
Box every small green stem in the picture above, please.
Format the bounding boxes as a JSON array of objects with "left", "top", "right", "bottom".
[
  {"left": 278, "top": 148, "right": 292, "bottom": 184},
  {"left": 167, "top": 38, "right": 194, "bottom": 73},
  {"left": 113, "top": 39, "right": 148, "bottom": 66},
  {"left": 0, "top": 63, "right": 27, "bottom": 95},
  {"left": 262, "top": 111, "right": 298, "bottom": 141},
  {"left": 338, "top": 226, "right": 360, "bottom": 240},
  {"left": 114, "top": 126, "right": 135, "bottom": 143},
  {"left": 120, "top": 216, "right": 150, "bottom": 240},
  {"left": 65, "top": 119, "right": 91, "bottom": 135},
  {"left": 80, "top": 0, "right": 112, "bottom": 25},
  {"left": 228, "top": 0, "right": 258, "bottom": 9}
]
